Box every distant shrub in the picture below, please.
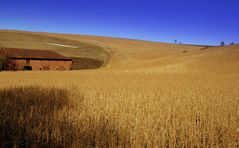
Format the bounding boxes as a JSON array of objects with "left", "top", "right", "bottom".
[{"left": 221, "top": 41, "right": 225, "bottom": 46}]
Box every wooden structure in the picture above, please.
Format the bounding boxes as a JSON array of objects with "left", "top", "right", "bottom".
[{"left": 0, "top": 48, "right": 73, "bottom": 71}]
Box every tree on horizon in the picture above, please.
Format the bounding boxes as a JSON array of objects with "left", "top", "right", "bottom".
[{"left": 220, "top": 41, "right": 225, "bottom": 46}]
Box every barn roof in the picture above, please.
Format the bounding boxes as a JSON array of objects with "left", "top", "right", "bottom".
[{"left": 0, "top": 48, "right": 72, "bottom": 60}]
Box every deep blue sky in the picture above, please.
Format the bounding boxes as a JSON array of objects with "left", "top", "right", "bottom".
[{"left": 0, "top": 0, "right": 238, "bottom": 45}]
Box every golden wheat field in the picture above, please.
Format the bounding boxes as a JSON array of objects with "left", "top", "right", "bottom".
[{"left": 0, "top": 30, "right": 239, "bottom": 147}]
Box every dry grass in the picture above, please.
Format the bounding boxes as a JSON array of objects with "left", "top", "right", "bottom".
[
  {"left": 0, "top": 86, "right": 77, "bottom": 147},
  {"left": 40, "top": 31, "right": 206, "bottom": 67},
  {"left": 0, "top": 70, "right": 238, "bottom": 147},
  {"left": 0, "top": 30, "right": 239, "bottom": 147}
]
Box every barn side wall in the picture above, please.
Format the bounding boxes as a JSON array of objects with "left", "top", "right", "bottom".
[
  {"left": 9, "top": 59, "right": 72, "bottom": 71},
  {"left": 0, "top": 49, "right": 7, "bottom": 59}
]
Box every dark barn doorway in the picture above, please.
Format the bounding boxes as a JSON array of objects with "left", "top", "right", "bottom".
[{"left": 23, "top": 66, "right": 32, "bottom": 71}]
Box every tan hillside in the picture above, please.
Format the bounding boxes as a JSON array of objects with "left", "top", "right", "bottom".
[
  {"left": 0, "top": 30, "right": 239, "bottom": 147},
  {"left": 0, "top": 30, "right": 109, "bottom": 66},
  {"left": 34, "top": 31, "right": 239, "bottom": 74},
  {"left": 2, "top": 30, "right": 239, "bottom": 74},
  {"left": 37, "top": 32, "right": 206, "bottom": 67}
]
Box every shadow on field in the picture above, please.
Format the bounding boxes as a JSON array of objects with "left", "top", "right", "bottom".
[
  {"left": 71, "top": 57, "right": 104, "bottom": 70},
  {"left": 0, "top": 87, "right": 75, "bottom": 147},
  {"left": 0, "top": 86, "right": 130, "bottom": 147}
]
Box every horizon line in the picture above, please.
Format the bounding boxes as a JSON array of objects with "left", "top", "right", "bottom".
[{"left": 0, "top": 28, "right": 228, "bottom": 47}]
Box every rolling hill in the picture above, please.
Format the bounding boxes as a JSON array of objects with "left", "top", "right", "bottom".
[
  {"left": 1, "top": 29, "right": 239, "bottom": 73},
  {"left": 34, "top": 30, "right": 239, "bottom": 74},
  {"left": 0, "top": 30, "right": 109, "bottom": 69},
  {"left": 0, "top": 30, "right": 239, "bottom": 147}
]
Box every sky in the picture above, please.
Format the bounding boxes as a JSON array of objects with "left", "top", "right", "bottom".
[{"left": 0, "top": 0, "right": 238, "bottom": 45}]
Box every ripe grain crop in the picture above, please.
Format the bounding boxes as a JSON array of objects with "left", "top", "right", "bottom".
[
  {"left": 0, "top": 30, "right": 239, "bottom": 147},
  {"left": 0, "top": 70, "right": 238, "bottom": 147},
  {"left": 0, "top": 86, "right": 77, "bottom": 147}
]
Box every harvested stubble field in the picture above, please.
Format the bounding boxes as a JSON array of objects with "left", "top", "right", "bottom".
[{"left": 0, "top": 30, "right": 239, "bottom": 147}]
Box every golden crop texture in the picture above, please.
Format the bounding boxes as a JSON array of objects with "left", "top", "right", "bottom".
[{"left": 0, "top": 70, "right": 238, "bottom": 147}]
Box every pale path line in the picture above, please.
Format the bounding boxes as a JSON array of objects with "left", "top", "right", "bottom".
[{"left": 46, "top": 43, "right": 79, "bottom": 48}]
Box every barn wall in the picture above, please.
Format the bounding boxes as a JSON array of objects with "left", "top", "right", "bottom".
[
  {"left": 0, "top": 49, "right": 6, "bottom": 59},
  {"left": 11, "top": 59, "right": 72, "bottom": 71}
]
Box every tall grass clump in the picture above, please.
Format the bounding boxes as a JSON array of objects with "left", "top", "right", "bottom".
[{"left": 0, "top": 86, "right": 76, "bottom": 147}]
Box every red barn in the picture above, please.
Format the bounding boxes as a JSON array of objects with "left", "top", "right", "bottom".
[{"left": 0, "top": 48, "right": 73, "bottom": 71}]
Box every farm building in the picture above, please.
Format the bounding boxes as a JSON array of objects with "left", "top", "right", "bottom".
[{"left": 0, "top": 48, "right": 73, "bottom": 71}]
